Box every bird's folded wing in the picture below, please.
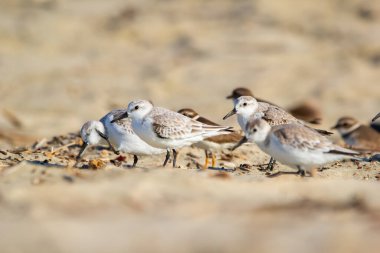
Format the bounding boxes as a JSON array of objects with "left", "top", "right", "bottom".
[
  {"left": 272, "top": 124, "right": 330, "bottom": 152},
  {"left": 151, "top": 111, "right": 192, "bottom": 139},
  {"left": 152, "top": 110, "right": 229, "bottom": 140},
  {"left": 257, "top": 103, "right": 298, "bottom": 125}
]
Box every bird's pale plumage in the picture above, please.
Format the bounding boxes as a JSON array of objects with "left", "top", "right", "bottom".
[
  {"left": 77, "top": 109, "right": 164, "bottom": 167},
  {"left": 256, "top": 102, "right": 302, "bottom": 126},
  {"left": 245, "top": 119, "right": 360, "bottom": 175},
  {"left": 270, "top": 124, "right": 356, "bottom": 155},
  {"left": 150, "top": 107, "right": 232, "bottom": 141},
  {"left": 224, "top": 96, "right": 332, "bottom": 140},
  {"left": 111, "top": 100, "right": 233, "bottom": 167}
]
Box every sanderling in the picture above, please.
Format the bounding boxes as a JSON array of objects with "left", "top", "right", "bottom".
[
  {"left": 226, "top": 87, "right": 321, "bottom": 124},
  {"left": 77, "top": 109, "right": 164, "bottom": 167},
  {"left": 178, "top": 108, "right": 242, "bottom": 168},
  {"left": 111, "top": 100, "right": 233, "bottom": 168},
  {"left": 332, "top": 116, "right": 380, "bottom": 152},
  {"left": 223, "top": 96, "right": 331, "bottom": 143},
  {"left": 223, "top": 96, "right": 332, "bottom": 170},
  {"left": 77, "top": 120, "right": 118, "bottom": 159},
  {"left": 245, "top": 118, "right": 362, "bottom": 177}
]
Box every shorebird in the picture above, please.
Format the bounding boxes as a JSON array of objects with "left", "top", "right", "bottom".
[
  {"left": 245, "top": 119, "right": 362, "bottom": 177},
  {"left": 178, "top": 108, "right": 242, "bottom": 168},
  {"left": 223, "top": 96, "right": 332, "bottom": 170},
  {"left": 111, "top": 100, "right": 233, "bottom": 168},
  {"left": 332, "top": 116, "right": 380, "bottom": 152},
  {"left": 77, "top": 120, "right": 118, "bottom": 159},
  {"left": 287, "top": 100, "right": 322, "bottom": 125},
  {"left": 77, "top": 109, "right": 164, "bottom": 167},
  {"left": 226, "top": 87, "right": 322, "bottom": 124}
]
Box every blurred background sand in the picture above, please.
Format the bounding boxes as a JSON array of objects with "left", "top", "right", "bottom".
[
  {"left": 0, "top": 0, "right": 379, "bottom": 147},
  {"left": 0, "top": 0, "right": 380, "bottom": 252}
]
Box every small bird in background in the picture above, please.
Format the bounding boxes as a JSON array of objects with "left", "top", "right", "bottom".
[
  {"left": 245, "top": 118, "right": 362, "bottom": 177},
  {"left": 111, "top": 100, "right": 233, "bottom": 168},
  {"left": 372, "top": 112, "right": 380, "bottom": 132},
  {"left": 226, "top": 87, "right": 322, "bottom": 124},
  {"left": 287, "top": 100, "right": 322, "bottom": 125},
  {"left": 77, "top": 109, "right": 165, "bottom": 167},
  {"left": 331, "top": 116, "right": 380, "bottom": 152},
  {"left": 226, "top": 87, "right": 279, "bottom": 106},
  {"left": 178, "top": 108, "right": 242, "bottom": 168}
]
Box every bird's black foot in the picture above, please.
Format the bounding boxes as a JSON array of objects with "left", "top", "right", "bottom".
[
  {"left": 131, "top": 155, "right": 138, "bottom": 168},
  {"left": 163, "top": 150, "right": 170, "bottom": 167},
  {"left": 297, "top": 169, "right": 306, "bottom": 177},
  {"left": 253, "top": 158, "right": 276, "bottom": 171},
  {"left": 172, "top": 149, "right": 178, "bottom": 168}
]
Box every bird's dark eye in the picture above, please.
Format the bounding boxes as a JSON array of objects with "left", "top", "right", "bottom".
[
  {"left": 134, "top": 105, "right": 139, "bottom": 110},
  {"left": 342, "top": 123, "right": 348, "bottom": 127},
  {"left": 243, "top": 103, "right": 247, "bottom": 106},
  {"left": 253, "top": 128, "right": 257, "bottom": 132}
]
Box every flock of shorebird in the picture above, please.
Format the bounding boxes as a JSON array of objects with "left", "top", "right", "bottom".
[{"left": 76, "top": 87, "right": 380, "bottom": 177}]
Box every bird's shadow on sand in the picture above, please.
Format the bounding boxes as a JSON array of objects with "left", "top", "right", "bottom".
[
  {"left": 27, "top": 160, "right": 67, "bottom": 169},
  {"left": 205, "top": 167, "right": 236, "bottom": 172}
]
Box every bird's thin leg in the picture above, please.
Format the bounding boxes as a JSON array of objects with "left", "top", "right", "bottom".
[
  {"left": 96, "top": 129, "right": 119, "bottom": 155},
  {"left": 203, "top": 150, "right": 209, "bottom": 169},
  {"left": 256, "top": 158, "right": 276, "bottom": 171},
  {"left": 172, "top": 149, "right": 178, "bottom": 168},
  {"left": 132, "top": 155, "right": 138, "bottom": 168},
  {"left": 211, "top": 152, "right": 216, "bottom": 168},
  {"left": 76, "top": 142, "right": 88, "bottom": 160},
  {"left": 266, "top": 158, "right": 276, "bottom": 171},
  {"left": 297, "top": 166, "right": 306, "bottom": 177},
  {"left": 106, "top": 139, "right": 119, "bottom": 155},
  {"left": 163, "top": 150, "right": 170, "bottom": 167}
]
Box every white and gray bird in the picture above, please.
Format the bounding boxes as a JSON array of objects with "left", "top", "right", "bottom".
[
  {"left": 223, "top": 96, "right": 329, "bottom": 133},
  {"left": 245, "top": 118, "right": 362, "bottom": 176},
  {"left": 77, "top": 109, "right": 164, "bottom": 167},
  {"left": 111, "top": 100, "right": 233, "bottom": 167},
  {"left": 223, "top": 96, "right": 332, "bottom": 169},
  {"left": 226, "top": 87, "right": 322, "bottom": 124}
]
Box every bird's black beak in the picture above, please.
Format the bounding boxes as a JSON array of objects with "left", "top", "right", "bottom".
[
  {"left": 76, "top": 142, "right": 88, "bottom": 160},
  {"left": 372, "top": 113, "right": 380, "bottom": 122},
  {"left": 231, "top": 136, "right": 248, "bottom": 151},
  {"left": 223, "top": 108, "right": 237, "bottom": 120},
  {"left": 330, "top": 124, "right": 338, "bottom": 130},
  {"left": 110, "top": 111, "right": 128, "bottom": 123},
  {"left": 226, "top": 94, "right": 233, "bottom": 99}
]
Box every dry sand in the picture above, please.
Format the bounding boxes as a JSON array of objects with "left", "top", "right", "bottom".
[{"left": 0, "top": 0, "right": 380, "bottom": 252}]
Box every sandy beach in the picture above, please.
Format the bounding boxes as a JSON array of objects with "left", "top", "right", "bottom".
[{"left": 0, "top": 0, "right": 380, "bottom": 252}]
